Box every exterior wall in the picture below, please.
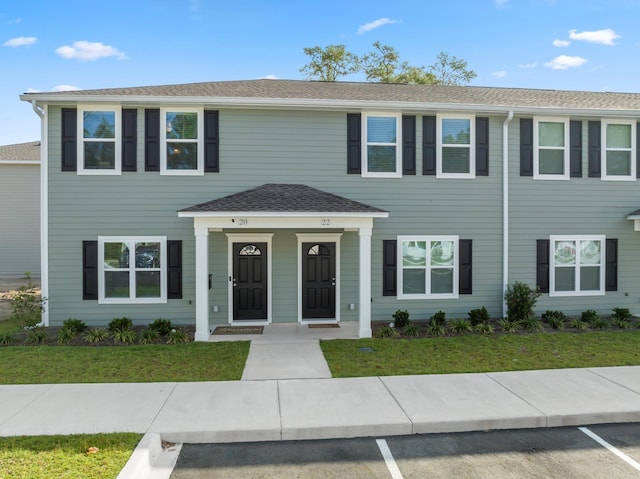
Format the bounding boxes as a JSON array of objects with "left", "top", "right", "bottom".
[{"left": 0, "top": 163, "right": 40, "bottom": 278}]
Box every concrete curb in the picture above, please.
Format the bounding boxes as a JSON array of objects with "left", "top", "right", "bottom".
[{"left": 117, "top": 432, "right": 182, "bottom": 479}]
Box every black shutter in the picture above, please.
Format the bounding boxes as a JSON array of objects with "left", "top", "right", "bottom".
[
  {"left": 536, "top": 239, "right": 550, "bottom": 293},
  {"left": 83, "top": 240, "right": 98, "bottom": 300},
  {"left": 347, "top": 113, "right": 361, "bottom": 174},
  {"left": 145, "top": 109, "right": 160, "bottom": 172},
  {"left": 459, "top": 239, "right": 472, "bottom": 294},
  {"left": 606, "top": 238, "right": 618, "bottom": 292},
  {"left": 588, "top": 121, "right": 601, "bottom": 178},
  {"left": 570, "top": 120, "right": 582, "bottom": 177},
  {"left": 204, "top": 110, "right": 219, "bottom": 173},
  {"left": 402, "top": 115, "right": 416, "bottom": 175},
  {"left": 382, "top": 240, "right": 397, "bottom": 296},
  {"left": 167, "top": 240, "right": 183, "bottom": 299},
  {"left": 520, "top": 118, "right": 533, "bottom": 176},
  {"left": 637, "top": 123, "right": 640, "bottom": 178},
  {"left": 122, "top": 109, "right": 137, "bottom": 172},
  {"left": 422, "top": 115, "right": 436, "bottom": 175},
  {"left": 476, "top": 117, "right": 489, "bottom": 176},
  {"left": 61, "top": 108, "right": 77, "bottom": 171}
]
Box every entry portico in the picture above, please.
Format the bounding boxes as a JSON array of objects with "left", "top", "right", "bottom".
[{"left": 178, "top": 184, "right": 389, "bottom": 341}]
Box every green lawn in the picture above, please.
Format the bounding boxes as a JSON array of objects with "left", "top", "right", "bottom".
[
  {"left": 0, "top": 433, "right": 141, "bottom": 479},
  {"left": 321, "top": 330, "right": 640, "bottom": 377}
]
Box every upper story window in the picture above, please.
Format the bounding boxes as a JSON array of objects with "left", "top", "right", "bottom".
[
  {"left": 161, "top": 108, "right": 204, "bottom": 175},
  {"left": 534, "top": 117, "right": 569, "bottom": 179},
  {"left": 437, "top": 115, "right": 475, "bottom": 178},
  {"left": 78, "top": 107, "right": 121, "bottom": 175},
  {"left": 603, "top": 119, "right": 636, "bottom": 180},
  {"left": 362, "top": 113, "right": 402, "bottom": 178},
  {"left": 549, "top": 235, "right": 605, "bottom": 297}
]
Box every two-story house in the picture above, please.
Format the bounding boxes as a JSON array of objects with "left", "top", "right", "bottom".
[{"left": 20, "top": 80, "right": 640, "bottom": 340}]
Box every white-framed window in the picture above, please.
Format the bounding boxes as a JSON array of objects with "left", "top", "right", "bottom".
[
  {"left": 398, "top": 235, "right": 459, "bottom": 299},
  {"left": 534, "top": 117, "right": 569, "bottom": 179},
  {"left": 362, "top": 112, "right": 402, "bottom": 178},
  {"left": 160, "top": 107, "right": 204, "bottom": 175},
  {"left": 549, "top": 235, "right": 605, "bottom": 297},
  {"left": 98, "top": 236, "right": 167, "bottom": 304},
  {"left": 77, "top": 106, "right": 121, "bottom": 175},
  {"left": 437, "top": 114, "right": 475, "bottom": 178},
  {"left": 602, "top": 119, "right": 636, "bottom": 181}
]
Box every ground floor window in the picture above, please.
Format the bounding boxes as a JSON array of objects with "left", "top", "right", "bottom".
[
  {"left": 98, "top": 236, "right": 167, "bottom": 303},
  {"left": 550, "top": 235, "right": 605, "bottom": 296}
]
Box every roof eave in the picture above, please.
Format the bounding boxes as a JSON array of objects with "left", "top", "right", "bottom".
[{"left": 178, "top": 211, "right": 389, "bottom": 218}]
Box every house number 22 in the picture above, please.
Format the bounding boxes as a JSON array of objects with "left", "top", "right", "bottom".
[{"left": 321, "top": 218, "right": 331, "bottom": 226}]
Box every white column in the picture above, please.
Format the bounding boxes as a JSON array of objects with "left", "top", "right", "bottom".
[
  {"left": 194, "top": 226, "right": 210, "bottom": 341},
  {"left": 358, "top": 227, "right": 373, "bottom": 338}
]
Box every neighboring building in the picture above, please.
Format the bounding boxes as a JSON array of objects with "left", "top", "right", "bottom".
[
  {"left": 0, "top": 141, "right": 41, "bottom": 278},
  {"left": 19, "top": 80, "right": 640, "bottom": 339}
]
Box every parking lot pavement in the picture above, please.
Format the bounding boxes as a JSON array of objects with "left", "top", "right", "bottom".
[{"left": 170, "top": 424, "right": 640, "bottom": 478}]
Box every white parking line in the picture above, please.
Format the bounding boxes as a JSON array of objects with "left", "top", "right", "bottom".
[
  {"left": 579, "top": 426, "right": 640, "bottom": 472},
  {"left": 376, "top": 439, "right": 404, "bottom": 479}
]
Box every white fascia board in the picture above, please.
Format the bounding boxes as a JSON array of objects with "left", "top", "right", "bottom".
[
  {"left": 178, "top": 211, "right": 389, "bottom": 218},
  {"left": 0, "top": 160, "right": 40, "bottom": 165}
]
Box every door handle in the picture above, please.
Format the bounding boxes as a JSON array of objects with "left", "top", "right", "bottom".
[{"left": 332, "top": 277, "right": 336, "bottom": 286}]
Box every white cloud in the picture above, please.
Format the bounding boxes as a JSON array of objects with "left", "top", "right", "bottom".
[
  {"left": 260, "top": 74, "right": 279, "bottom": 80},
  {"left": 491, "top": 70, "right": 507, "bottom": 78},
  {"left": 6, "top": 18, "right": 22, "bottom": 25},
  {"left": 55, "top": 41, "right": 127, "bottom": 61},
  {"left": 3, "top": 36, "right": 37, "bottom": 47},
  {"left": 26, "top": 88, "right": 41, "bottom": 93},
  {"left": 495, "top": 0, "right": 509, "bottom": 6},
  {"left": 518, "top": 62, "right": 538, "bottom": 69},
  {"left": 544, "top": 55, "right": 587, "bottom": 70},
  {"left": 52, "top": 84, "right": 80, "bottom": 92},
  {"left": 569, "top": 28, "right": 620, "bottom": 45},
  {"left": 553, "top": 39, "right": 570, "bottom": 47},
  {"left": 357, "top": 18, "right": 397, "bottom": 35}
]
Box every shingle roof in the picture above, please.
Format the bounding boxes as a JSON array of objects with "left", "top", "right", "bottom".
[
  {"left": 20, "top": 79, "right": 640, "bottom": 112},
  {"left": 180, "top": 184, "right": 387, "bottom": 214},
  {"left": 0, "top": 141, "right": 40, "bottom": 162}
]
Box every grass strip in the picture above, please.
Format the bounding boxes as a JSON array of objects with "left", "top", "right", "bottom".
[
  {"left": 0, "top": 342, "right": 250, "bottom": 384},
  {"left": 0, "top": 433, "right": 141, "bottom": 479},
  {"left": 321, "top": 331, "right": 640, "bottom": 377}
]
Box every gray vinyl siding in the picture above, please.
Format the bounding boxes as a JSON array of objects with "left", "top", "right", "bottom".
[
  {"left": 508, "top": 116, "right": 640, "bottom": 316},
  {"left": 0, "top": 163, "right": 40, "bottom": 278}
]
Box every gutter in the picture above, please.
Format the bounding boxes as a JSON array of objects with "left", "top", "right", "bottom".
[{"left": 503, "top": 110, "right": 514, "bottom": 319}]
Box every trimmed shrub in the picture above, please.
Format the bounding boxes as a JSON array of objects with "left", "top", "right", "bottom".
[
  {"left": 149, "top": 319, "right": 173, "bottom": 336},
  {"left": 392, "top": 310, "right": 410, "bottom": 328},
  {"left": 62, "top": 318, "right": 87, "bottom": 334},
  {"left": 109, "top": 317, "right": 133, "bottom": 332},
  {"left": 504, "top": 282, "right": 541, "bottom": 322},
  {"left": 468, "top": 306, "right": 490, "bottom": 326},
  {"left": 430, "top": 310, "right": 447, "bottom": 326}
]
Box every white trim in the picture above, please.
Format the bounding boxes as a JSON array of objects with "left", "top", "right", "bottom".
[
  {"left": 180, "top": 211, "right": 388, "bottom": 219},
  {"left": 436, "top": 113, "right": 476, "bottom": 179},
  {"left": 296, "top": 233, "right": 342, "bottom": 323},
  {"left": 191, "top": 215, "right": 379, "bottom": 231},
  {"left": 533, "top": 116, "right": 570, "bottom": 180},
  {"left": 77, "top": 105, "right": 122, "bottom": 176},
  {"left": 503, "top": 111, "right": 514, "bottom": 318},
  {"left": 39, "top": 104, "right": 49, "bottom": 326},
  {"left": 0, "top": 160, "right": 40, "bottom": 165},
  {"left": 160, "top": 107, "right": 204, "bottom": 176},
  {"left": 601, "top": 118, "right": 636, "bottom": 181},
  {"left": 225, "top": 233, "right": 274, "bottom": 324},
  {"left": 361, "top": 112, "right": 402, "bottom": 178},
  {"left": 549, "top": 235, "right": 606, "bottom": 297}
]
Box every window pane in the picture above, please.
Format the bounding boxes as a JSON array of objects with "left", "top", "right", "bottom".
[
  {"left": 403, "top": 269, "right": 425, "bottom": 294},
  {"left": 84, "top": 142, "right": 115, "bottom": 169},
  {"left": 442, "top": 119, "right": 470, "bottom": 145},
  {"left": 84, "top": 111, "right": 115, "bottom": 139},
  {"left": 403, "top": 241, "right": 426, "bottom": 267},
  {"left": 136, "top": 271, "right": 161, "bottom": 298},
  {"left": 367, "top": 117, "right": 396, "bottom": 143},
  {"left": 606, "top": 151, "right": 631, "bottom": 176},
  {"left": 105, "top": 271, "right": 129, "bottom": 298},
  {"left": 367, "top": 145, "right": 396, "bottom": 172},
  {"left": 442, "top": 147, "right": 470, "bottom": 174},
  {"left": 607, "top": 124, "right": 631, "bottom": 148},
  {"left": 580, "top": 266, "right": 600, "bottom": 291},
  {"left": 555, "top": 267, "right": 575, "bottom": 291},
  {"left": 167, "top": 142, "right": 198, "bottom": 170},
  {"left": 431, "top": 268, "right": 453, "bottom": 294},
  {"left": 539, "top": 149, "right": 564, "bottom": 174},
  {"left": 104, "top": 243, "right": 128, "bottom": 268},
  {"left": 166, "top": 112, "right": 198, "bottom": 140},
  {"left": 539, "top": 122, "right": 564, "bottom": 147},
  {"left": 136, "top": 242, "right": 161, "bottom": 268},
  {"left": 554, "top": 241, "right": 576, "bottom": 265},
  {"left": 580, "top": 240, "right": 601, "bottom": 265},
  {"left": 431, "top": 241, "right": 454, "bottom": 266}
]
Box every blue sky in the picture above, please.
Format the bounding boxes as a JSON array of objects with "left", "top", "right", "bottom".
[{"left": 2, "top": 0, "right": 640, "bottom": 146}]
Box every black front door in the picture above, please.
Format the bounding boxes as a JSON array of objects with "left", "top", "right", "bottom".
[
  {"left": 302, "top": 242, "right": 336, "bottom": 319},
  {"left": 233, "top": 242, "right": 267, "bottom": 321}
]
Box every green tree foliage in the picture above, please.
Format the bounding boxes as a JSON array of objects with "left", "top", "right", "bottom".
[
  {"left": 361, "top": 42, "right": 436, "bottom": 84},
  {"left": 427, "top": 52, "right": 477, "bottom": 86},
  {"left": 299, "top": 44, "right": 360, "bottom": 81}
]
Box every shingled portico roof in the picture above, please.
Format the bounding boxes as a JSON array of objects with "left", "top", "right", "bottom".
[{"left": 179, "top": 184, "right": 387, "bottom": 216}]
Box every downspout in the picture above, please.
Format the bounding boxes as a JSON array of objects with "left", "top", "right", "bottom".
[
  {"left": 31, "top": 100, "right": 48, "bottom": 326},
  {"left": 503, "top": 111, "right": 514, "bottom": 319}
]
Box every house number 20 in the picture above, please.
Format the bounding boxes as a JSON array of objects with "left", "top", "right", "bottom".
[
  {"left": 321, "top": 218, "right": 331, "bottom": 226},
  {"left": 237, "top": 218, "right": 248, "bottom": 225}
]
